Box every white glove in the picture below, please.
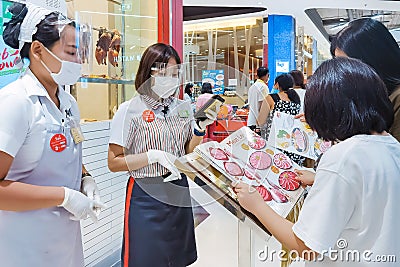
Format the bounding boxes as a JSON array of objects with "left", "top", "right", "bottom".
[
  {"left": 195, "top": 108, "right": 219, "bottom": 132},
  {"left": 59, "top": 187, "right": 106, "bottom": 223},
  {"left": 81, "top": 176, "right": 102, "bottom": 216},
  {"left": 147, "top": 149, "right": 181, "bottom": 182}
]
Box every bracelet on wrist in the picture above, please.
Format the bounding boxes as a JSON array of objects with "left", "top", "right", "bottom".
[
  {"left": 194, "top": 127, "right": 206, "bottom": 136},
  {"left": 82, "top": 172, "right": 92, "bottom": 178}
]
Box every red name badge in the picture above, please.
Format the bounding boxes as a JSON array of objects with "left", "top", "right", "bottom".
[
  {"left": 142, "top": 110, "right": 155, "bottom": 123},
  {"left": 50, "top": 133, "right": 67, "bottom": 152}
]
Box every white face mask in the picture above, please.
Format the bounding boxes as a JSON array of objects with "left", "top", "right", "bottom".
[
  {"left": 41, "top": 46, "right": 82, "bottom": 85},
  {"left": 152, "top": 76, "right": 180, "bottom": 99}
]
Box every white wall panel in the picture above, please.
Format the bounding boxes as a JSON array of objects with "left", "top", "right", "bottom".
[{"left": 81, "top": 121, "right": 127, "bottom": 267}]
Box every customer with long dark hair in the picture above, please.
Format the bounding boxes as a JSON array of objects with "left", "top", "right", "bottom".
[
  {"left": 332, "top": 18, "right": 400, "bottom": 142},
  {"left": 257, "top": 73, "right": 304, "bottom": 165}
]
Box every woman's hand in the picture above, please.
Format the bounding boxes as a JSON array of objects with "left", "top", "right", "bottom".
[
  {"left": 294, "top": 169, "right": 315, "bottom": 187},
  {"left": 294, "top": 113, "right": 306, "bottom": 122},
  {"left": 233, "top": 181, "right": 265, "bottom": 214}
]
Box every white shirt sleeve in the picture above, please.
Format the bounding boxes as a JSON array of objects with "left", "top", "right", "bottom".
[
  {"left": 0, "top": 93, "right": 31, "bottom": 157},
  {"left": 109, "top": 101, "right": 130, "bottom": 147},
  {"left": 257, "top": 83, "right": 267, "bottom": 102},
  {"left": 292, "top": 169, "right": 357, "bottom": 254}
]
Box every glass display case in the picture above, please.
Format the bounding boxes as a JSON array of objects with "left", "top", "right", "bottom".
[{"left": 68, "top": 0, "right": 158, "bottom": 121}]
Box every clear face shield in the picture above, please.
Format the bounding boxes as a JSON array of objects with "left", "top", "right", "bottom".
[
  {"left": 49, "top": 13, "right": 93, "bottom": 64},
  {"left": 39, "top": 14, "right": 92, "bottom": 85},
  {"left": 139, "top": 62, "right": 184, "bottom": 100}
]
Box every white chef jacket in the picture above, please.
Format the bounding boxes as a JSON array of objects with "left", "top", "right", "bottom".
[{"left": 0, "top": 69, "right": 81, "bottom": 181}]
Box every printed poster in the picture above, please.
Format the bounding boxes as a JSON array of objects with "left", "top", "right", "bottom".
[
  {"left": 202, "top": 69, "right": 225, "bottom": 95},
  {"left": 267, "top": 112, "right": 332, "bottom": 160},
  {"left": 194, "top": 126, "right": 305, "bottom": 218},
  {"left": 0, "top": 0, "right": 22, "bottom": 89}
]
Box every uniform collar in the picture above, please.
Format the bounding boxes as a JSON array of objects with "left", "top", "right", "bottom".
[
  {"left": 141, "top": 94, "right": 173, "bottom": 110},
  {"left": 23, "top": 68, "right": 48, "bottom": 97},
  {"left": 22, "top": 68, "right": 72, "bottom": 111},
  {"left": 256, "top": 79, "right": 265, "bottom": 84}
]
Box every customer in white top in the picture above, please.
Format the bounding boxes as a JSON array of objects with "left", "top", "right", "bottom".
[
  {"left": 234, "top": 57, "right": 400, "bottom": 266},
  {"left": 289, "top": 69, "right": 306, "bottom": 113},
  {"left": 0, "top": 3, "right": 104, "bottom": 267},
  {"left": 247, "top": 67, "right": 269, "bottom": 133}
]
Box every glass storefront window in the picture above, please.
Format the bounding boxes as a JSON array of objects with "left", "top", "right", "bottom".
[
  {"left": 183, "top": 17, "right": 264, "bottom": 100},
  {"left": 68, "top": 0, "right": 158, "bottom": 121}
]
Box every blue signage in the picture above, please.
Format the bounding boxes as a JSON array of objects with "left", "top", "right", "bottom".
[{"left": 202, "top": 69, "right": 225, "bottom": 95}]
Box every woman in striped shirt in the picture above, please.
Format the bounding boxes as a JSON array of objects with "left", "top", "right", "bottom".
[{"left": 108, "top": 43, "right": 218, "bottom": 267}]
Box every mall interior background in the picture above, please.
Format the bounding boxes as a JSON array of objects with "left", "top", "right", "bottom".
[{"left": 0, "top": 0, "right": 399, "bottom": 266}]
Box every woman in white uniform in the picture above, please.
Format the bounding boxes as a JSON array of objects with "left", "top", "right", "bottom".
[
  {"left": 108, "top": 43, "right": 219, "bottom": 266},
  {"left": 0, "top": 3, "right": 105, "bottom": 267}
]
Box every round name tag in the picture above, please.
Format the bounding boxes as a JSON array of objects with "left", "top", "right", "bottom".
[
  {"left": 142, "top": 109, "right": 155, "bottom": 123},
  {"left": 50, "top": 133, "right": 67, "bottom": 152}
]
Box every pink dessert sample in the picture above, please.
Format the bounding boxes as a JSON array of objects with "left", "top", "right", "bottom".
[
  {"left": 248, "top": 136, "right": 266, "bottom": 150},
  {"left": 223, "top": 162, "right": 244, "bottom": 176},
  {"left": 249, "top": 151, "right": 272, "bottom": 170},
  {"left": 269, "top": 187, "right": 289, "bottom": 203},
  {"left": 244, "top": 168, "right": 261, "bottom": 182},
  {"left": 209, "top": 147, "right": 229, "bottom": 160},
  {"left": 278, "top": 171, "right": 300, "bottom": 191},
  {"left": 273, "top": 153, "right": 292, "bottom": 170},
  {"left": 256, "top": 186, "right": 272, "bottom": 201}
]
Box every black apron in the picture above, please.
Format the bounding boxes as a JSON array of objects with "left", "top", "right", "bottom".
[{"left": 122, "top": 173, "right": 197, "bottom": 267}]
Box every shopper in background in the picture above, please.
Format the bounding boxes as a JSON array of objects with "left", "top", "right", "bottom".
[
  {"left": 257, "top": 73, "right": 305, "bottom": 166},
  {"left": 184, "top": 83, "right": 194, "bottom": 103},
  {"left": 195, "top": 82, "right": 213, "bottom": 110},
  {"left": 332, "top": 18, "right": 400, "bottom": 142},
  {"left": 235, "top": 57, "right": 400, "bottom": 266},
  {"left": 289, "top": 69, "right": 306, "bottom": 113},
  {"left": 247, "top": 66, "right": 269, "bottom": 135},
  {"left": 0, "top": 3, "right": 104, "bottom": 267},
  {"left": 108, "top": 43, "right": 218, "bottom": 266}
]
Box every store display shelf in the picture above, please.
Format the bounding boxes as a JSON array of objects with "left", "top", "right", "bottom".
[{"left": 79, "top": 77, "right": 134, "bottom": 85}]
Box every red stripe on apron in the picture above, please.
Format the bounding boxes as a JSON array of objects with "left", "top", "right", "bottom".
[{"left": 123, "top": 177, "right": 135, "bottom": 267}]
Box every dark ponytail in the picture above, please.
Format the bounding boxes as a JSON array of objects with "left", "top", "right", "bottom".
[
  {"left": 3, "top": 3, "right": 28, "bottom": 49},
  {"left": 275, "top": 74, "right": 300, "bottom": 104},
  {"left": 3, "top": 3, "right": 64, "bottom": 58},
  {"left": 286, "top": 89, "right": 301, "bottom": 104}
]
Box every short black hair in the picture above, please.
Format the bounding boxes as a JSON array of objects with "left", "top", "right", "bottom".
[
  {"left": 305, "top": 57, "right": 394, "bottom": 141},
  {"left": 257, "top": 67, "right": 269, "bottom": 79},
  {"left": 334, "top": 18, "right": 400, "bottom": 95},
  {"left": 201, "top": 82, "right": 213, "bottom": 94}
]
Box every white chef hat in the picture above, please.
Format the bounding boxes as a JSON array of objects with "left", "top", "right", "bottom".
[{"left": 18, "top": 3, "right": 70, "bottom": 50}]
